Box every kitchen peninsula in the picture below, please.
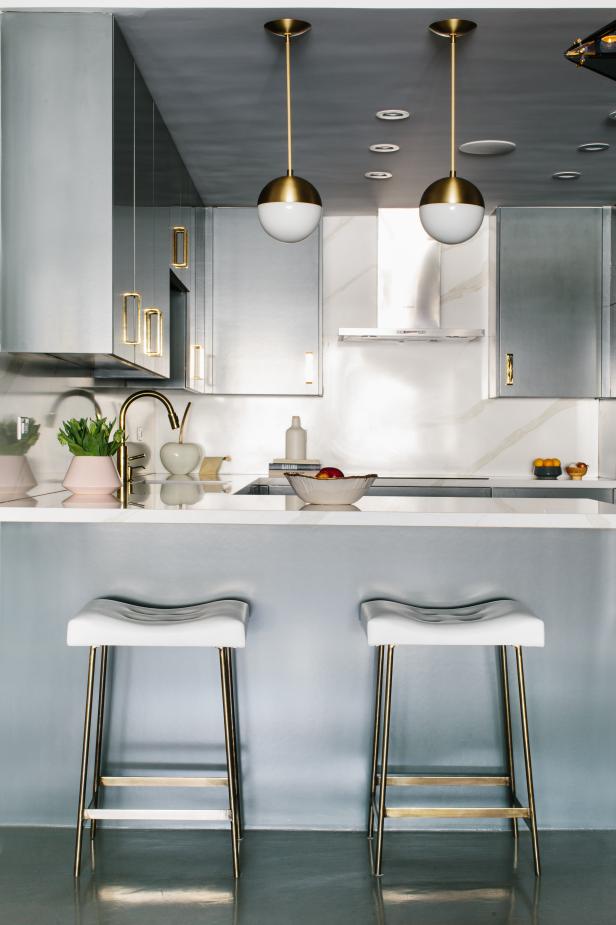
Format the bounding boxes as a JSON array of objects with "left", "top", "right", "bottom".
[{"left": 2, "top": 482, "right": 615, "bottom": 835}]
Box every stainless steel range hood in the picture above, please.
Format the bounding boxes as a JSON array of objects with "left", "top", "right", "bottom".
[{"left": 338, "top": 209, "right": 484, "bottom": 342}]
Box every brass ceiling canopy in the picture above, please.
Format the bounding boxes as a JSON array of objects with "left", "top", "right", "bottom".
[
  {"left": 565, "top": 19, "right": 616, "bottom": 82},
  {"left": 264, "top": 19, "right": 312, "bottom": 38},
  {"left": 419, "top": 19, "right": 484, "bottom": 244},
  {"left": 257, "top": 18, "right": 322, "bottom": 242},
  {"left": 428, "top": 18, "right": 477, "bottom": 39}
]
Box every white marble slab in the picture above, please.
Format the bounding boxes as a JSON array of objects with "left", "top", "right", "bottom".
[{"left": 1, "top": 482, "right": 616, "bottom": 529}]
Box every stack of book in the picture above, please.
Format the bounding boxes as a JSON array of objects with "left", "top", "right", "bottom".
[{"left": 268, "top": 458, "right": 321, "bottom": 477}]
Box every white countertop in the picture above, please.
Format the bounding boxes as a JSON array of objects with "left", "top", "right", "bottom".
[{"left": 1, "top": 475, "right": 616, "bottom": 528}]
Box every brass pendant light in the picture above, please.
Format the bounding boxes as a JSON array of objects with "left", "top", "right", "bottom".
[
  {"left": 258, "top": 19, "right": 322, "bottom": 243},
  {"left": 419, "top": 19, "right": 485, "bottom": 244}
]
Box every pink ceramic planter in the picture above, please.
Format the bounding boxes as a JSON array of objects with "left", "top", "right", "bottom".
[{"left": 62, "top": 456, "right": 120, "bottom": 495}]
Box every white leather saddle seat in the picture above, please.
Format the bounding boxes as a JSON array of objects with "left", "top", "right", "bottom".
[
  {"left": 67, "top": 598, "right": 249, "bottom": 648},
  {"left": 360, "top": 598, "right": 544, "bottom": 648}
]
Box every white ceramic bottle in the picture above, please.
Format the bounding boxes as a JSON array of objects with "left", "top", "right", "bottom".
[{"left": 285, "top": 416, "right": 307, "bottom": 460}]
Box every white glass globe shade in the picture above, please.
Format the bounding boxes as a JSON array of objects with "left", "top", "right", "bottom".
[
  {"left": 257, "top": 201, "right": 322, "bottom": 243},
  {"left": 419, "top": 202, "right": 484, "bottom": 245}
]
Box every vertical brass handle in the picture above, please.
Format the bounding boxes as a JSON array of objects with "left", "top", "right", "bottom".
[
  {"left": 506, "top": 352, "right": 514, "bottom": 386},
  {"left": 304, "top": 351, "right": 314, "bottom": 386},
  {"left": 122, "top": 292, "right": 142, "bottom": 345},
  {"left": 144, "top": 307, "right": 163, "bottom": 357},
  {"left": 191, "top": 343, "right": 204, "bottom": 380},
  {"left": 172, "top": 226, "right": 189, "bottom": 269}
]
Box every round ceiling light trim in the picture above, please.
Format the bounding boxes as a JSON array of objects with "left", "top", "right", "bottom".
[
  {"left": 577, "top": 142, "right": 609, "bottom": 152},
  {"left": 364, "top": 171, "right": 393, "bottom": 180},
  {"left": 459, "top": 139, "right": 516, "bottom": 156},
  {"left": 552, "top": 170, "right": 581, "bottom": 180},
  {"left": 376, "top": 109, "right": 409, "bottom": 121},
  {"left": 369, "top": 143, "right": 400, "bottom": 153}
]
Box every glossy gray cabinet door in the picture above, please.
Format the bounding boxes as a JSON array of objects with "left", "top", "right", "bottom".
[
  {"left": 1, "top": 13, "right": 114, "bottom": 356},
  {"left": 112, "top": 25, "right": 136, "bottom": 366},
  {"left": 211, "top": 208, "right": 321, "bottom": 395},
  {"left": 496, "top": 207, "right": 603, "bottom": 397}
]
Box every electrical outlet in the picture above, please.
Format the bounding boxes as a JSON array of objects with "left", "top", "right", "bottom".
[{"left": 136, "top": 426, "right": 144, "bottom": 441}]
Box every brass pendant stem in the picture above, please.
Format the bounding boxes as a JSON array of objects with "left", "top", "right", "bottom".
[
  {"left": 285, "top": 33, "right": 293, "bottom": 175},
  {"left": 450, "top": 33, "right": 456, "bottom": 177}
]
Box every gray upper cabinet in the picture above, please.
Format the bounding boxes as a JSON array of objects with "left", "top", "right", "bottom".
[
  {"left": 1, "top": 12, "right": 197, "bottom": 377},
  {"left": 210, "top": 208, "right": 322, "bottom": 395},
  {"left": 491, "top": 207, "right": 605, "bottom": 398}
]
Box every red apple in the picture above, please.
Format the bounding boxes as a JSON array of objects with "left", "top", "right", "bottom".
[{"left": 316, "top": 467, "right": 345, "bottom": 480}]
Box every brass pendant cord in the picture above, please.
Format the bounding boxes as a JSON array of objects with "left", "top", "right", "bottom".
[
  {"left": 450, "top": 32, "right": 456, "bottom": 177},
  {"left": 285, "top": 32, "right": 293, "bottom": 176}
]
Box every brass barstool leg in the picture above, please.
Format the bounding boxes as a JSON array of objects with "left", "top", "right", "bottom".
[
  {"left": 90, "top": 645, "right": 109, "bottom": 843},
  {"left": 515, "top": 646, "right": 541, "bottom": 877},
  {"left": 374, "top": 645, "right": 395, "bottom": 877},
  {"left": 499, "top": 645, "right": 519, "bottom": 839},
  {"left": 368, "top": 646, "right": 384, "bottom": 838},
  {"left": 74, "top": 646, "right": 97, "bottom": 878},
  {"left": 219, "top": 648, "right": 240, "bottom": 878},
  {"left": 225, "top": 647, "right": 243, "bottom": 839}
]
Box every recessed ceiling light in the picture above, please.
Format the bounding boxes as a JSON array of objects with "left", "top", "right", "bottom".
[
  {"left": 376, "top": 109, "right": 409, "bottom": 121},
  {"left": 364, "top": 171, "right": 392, "bottom": 180},
  {"left": 552, "top": 171, "right": 581, "bottom": 180},
  {"left": 369, "top": 143, "right": 400, "bottom": 153},
  {"left": 609, "top": 110, "right": 616, "bottom": 120},
  {"left": 577, "top": 142, "right": 609, "bottom": 152},
  {"left": 459, "top": 139, "right": 516, "bottom": 156}
]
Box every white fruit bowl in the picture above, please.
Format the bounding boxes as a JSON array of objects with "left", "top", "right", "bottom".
[{"left": 285, "top": 473, "right": 377, "bottom": 505}]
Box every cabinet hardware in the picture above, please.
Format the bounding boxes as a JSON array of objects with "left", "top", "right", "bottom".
[
  {"left": 122, "top": 293, "right": 142, "bottom": 345},
  {"left": 304, "top": 351, "right": 315, "bottom": 385},
  {"left": 506, "top": 352, "right": 514, "bottom": 386},
  {"left": 144, "top": 307, "right": 163, "bottom": 357},
  {"left": 172, "top": 226, "right": 189, "bottom": 269},
  {"left": 191, "top": 343, "right": 205, "bottom": 380}
]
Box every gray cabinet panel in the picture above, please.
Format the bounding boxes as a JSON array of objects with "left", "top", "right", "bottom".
[
  {"left": 1, "top": 13, "right": 113, "bottom": 355},
  {"left": 111, "top": 25, "right": 135, "bottom": 366},
  {"left": 496, "top": 207, "right": 603, "bottom": 398},
  {"left": 492, "top": 487, "right": 614, "bottom": 502},
  {"left": 211, "top": 208, "right": 321, "bottom": 395},
  {"left": 367, "top": 486, "right": 492, "bottom": 498}
]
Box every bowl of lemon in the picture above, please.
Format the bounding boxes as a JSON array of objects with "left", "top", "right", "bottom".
[{"left": 533, "top": 457, "right": 562, "bottom": 479}]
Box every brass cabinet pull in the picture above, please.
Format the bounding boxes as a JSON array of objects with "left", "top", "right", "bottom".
[
  {"left": 304, "top": 351, "right": 315, "bottom": 386},
  {"left": 144, "top": 307, "right": 163, "bottom": 357},
  {"left": 506, "top": 352, "right": 514, "bottom": 386},
  {"left": 122, "top": 292, "right": 142, "bottom": 345},
  {"left": 191, "top": 343, "right": 204, "bottom": 380},
  {"left": 172, "top": 226, "right": 189, "bottom": 269}
]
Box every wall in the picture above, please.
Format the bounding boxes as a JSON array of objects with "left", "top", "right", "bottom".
[{"left": 146, "top": 216, "right": 598, "bottom": 477}]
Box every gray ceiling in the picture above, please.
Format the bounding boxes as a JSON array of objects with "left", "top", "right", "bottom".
[{"left": 116, "top": 7, "right": 616, "bottom": 214}]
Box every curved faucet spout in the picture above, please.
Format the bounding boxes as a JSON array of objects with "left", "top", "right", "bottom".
[
  {"left": 118, "top": 390, "right": 180, "bottom": 433},
  {"left": 117, "top": 390, "right": 180, "bottom": 504}
]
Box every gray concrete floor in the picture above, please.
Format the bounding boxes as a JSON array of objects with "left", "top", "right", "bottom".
[{"left": 0, "top": 828, "right": 614, "bottom": 925}]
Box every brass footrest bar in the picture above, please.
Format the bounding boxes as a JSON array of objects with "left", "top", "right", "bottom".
[
  {"left": 84, "top": 808, "right": 231, "bottom": 822},
  {"left": 384, "top": 806, "right": 531, "bottom": 819},
  {"left": 100, "top": 776, "right": 228, "bottom": 788},
  {"left": 379, "top": 774, "right": 511, "bottom": 787}
]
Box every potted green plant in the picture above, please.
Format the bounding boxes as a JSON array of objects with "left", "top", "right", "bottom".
[
  {"left": 57, "top": 417, "right": 124, "bottom": 495},
  {"left": 0, "top": 417, "right": 39, "bottom": 496}
]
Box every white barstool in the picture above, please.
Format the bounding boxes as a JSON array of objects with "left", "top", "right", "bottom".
[
  {"left": 67, "top": 597, "right": 249, "bottom": 879},
  {"left": 362, "top": 598, "right": 544, "bottom": 877}
]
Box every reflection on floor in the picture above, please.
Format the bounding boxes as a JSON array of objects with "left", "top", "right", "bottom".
[{"left": 0, "top": 828, "right": 614, "bottom": 925}]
